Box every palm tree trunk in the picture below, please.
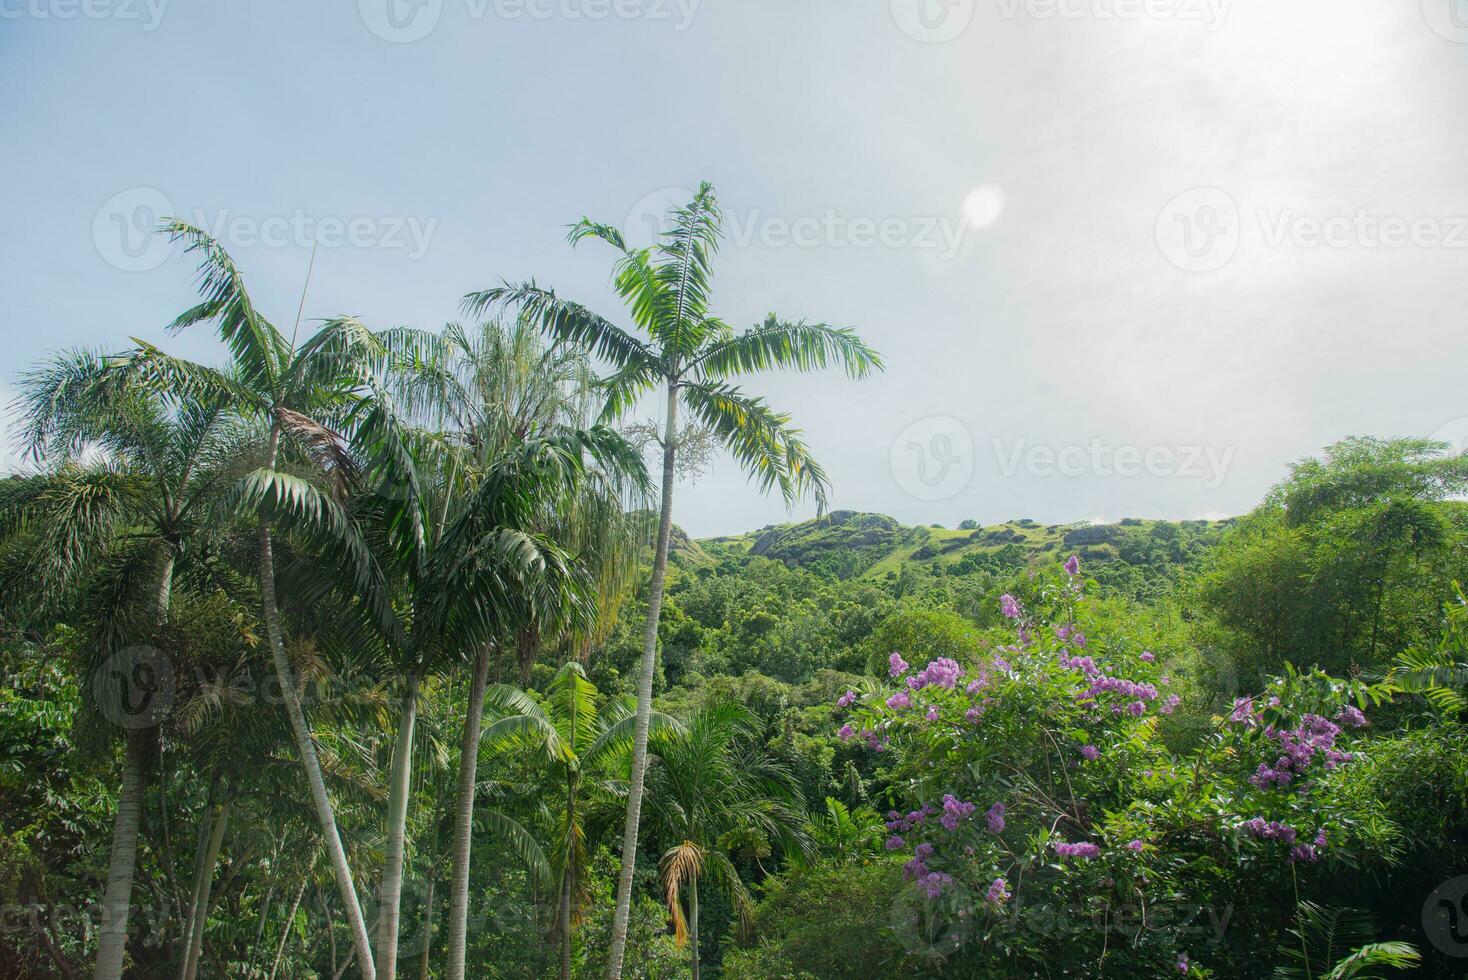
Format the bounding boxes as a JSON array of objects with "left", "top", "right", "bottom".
[
  {"left": 559, "top": 869, "right": 573, "bottom": 980},
  {"left": 605, "top": 383, "right": 679, "bottom": 980},
  {"left": 688, "top": 875, "right": 700, "bottom": 980},
  {"left": 417, "top": 872, "right": 435, "bottom": 980},
  {"left": 268, "top": 876, "right": 308, "bottom": 980},
  {"left": 94, "top": 550, "right": 174, "bottom": 980},
  {"left": 181, "top": 798, "right": 231, "bottom": 980},
  {"left": 93, "top": 729, "right": 146, "bottom": 980},
  {"left": 446, "top": 643, "right": 493, "bottom": 980},
  {"left": 375, "top": 674, "right": 419, "bottom": 980},
  {"left": 259, "top": 424, "right": 376, "bottom": 979},
  {"left": 560, "top": 771, "right": 575, "bottom": 980}
]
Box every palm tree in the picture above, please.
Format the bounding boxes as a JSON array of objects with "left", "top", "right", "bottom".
[
  {"left": 5, "top": 351, "right": 248, "bottom": 980},
  {"left": 481, "top": 661, "right": 679, "bottom": 980},
  {"left": 380, "top": 318, "right": 647, "bottom": 980},
  {"left": 644, "top": 701, "right": 810, "bottom": 980},
  {"left": 1272, "top": 902, "right": 1420, "bottom": 978},
  {"left": 108, "top": 222, "right": 427, "bottom": 977},
  {"left": 463, "top": 182, "right": 883, "bottom": 976}
]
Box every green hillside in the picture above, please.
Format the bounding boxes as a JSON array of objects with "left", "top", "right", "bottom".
[{"left": 696, "top": 510, "right": 1233, "bottom": 597}]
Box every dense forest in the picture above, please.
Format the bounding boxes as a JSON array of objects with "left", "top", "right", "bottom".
[{"left": 3, "top": 188, "right": 1467, "bottom": 978}]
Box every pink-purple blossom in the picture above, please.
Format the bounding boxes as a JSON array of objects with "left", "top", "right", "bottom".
[
  {"left": 1064, "top": 554, "right": 1081, "bottom": 577},
  {"left": 888, "top": 652, "right": 909, "bottom": 677},
  {"left": 986, "top": 802, "right": 1006, "bottom": 833},
  {"left": 986, "top": 877, "right": 1010, "bottom": 904},
  {"left": 886, "top": 691, "right": 912, "bottom": 710},
  {"left": 836, "top": 690, "right": 856, "bottom": 708},
  {"left": 941, "top": 794, "right": 977, "bottom": 831},
  {"left": 1053, "top": 840, "right": 1101, "bottom": 859},
  {"left": 838, "top": 724, "right": 854, "bottom": 741},
  {"left": 1000, "top": 594, "right": 1022, "bottom": 619},
  {"left": 1080, "top": 744, "right": 1100, "bottom": 761}
]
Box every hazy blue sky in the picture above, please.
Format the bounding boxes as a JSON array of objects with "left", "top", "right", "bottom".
[{"left": 4, "top": 0, "right": 1467, "bottom": 536}]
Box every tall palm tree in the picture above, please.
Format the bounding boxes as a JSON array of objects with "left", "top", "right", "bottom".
[
  {"left": 381, "top": 318, "right": 647, "bottom": 980},
  {"left": 5, "top": 351, "right": 248, "bottom": 980},
  {"left": 108, "top": 222, "right": 427, "bottom": 978},
  {"left": 464, "top": 181, "right": 883, "bottom": 976},
  {"left": 645, "top": 701, "right": 809, "bottom": 980},
  {"left": 481, "top": 662, "right": 679, "bottom": 980}
]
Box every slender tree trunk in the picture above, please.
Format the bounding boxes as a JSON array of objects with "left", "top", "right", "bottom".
[
  {"left": 93, "top": 730, "right": 146, "bottom": 980},
  {"left": 446, "top": 644, "right": 493, "bottom": 980},
  {"left": 259, "top": 424, "right": 377, "bottom": 978},
  {"left": 417, "top": 872, "right": 435, "bottom": 980},
  {"left": 181, "top": 798, "right": 230, "bottom": 980},
  {"left": 178, "top": 787, "right": 213, "bottom": 972},
  {"left": 93, "top": 551, "right": 174, "bottom": 980},
  {"left": 605, "top": 383, "right": 679, "bottom": 980},
  {"left": 375, "top": 674, "right": 419, "bottom": 980},
  {"left": 268, "top": 877, "right": 308, "bottom": 980},
  {"left": 245, "top": 881, "right": 275, "bottom": 978},
  {"left": 688, "top": 875, "right": 700, "bottom": 980},
  {"left": 560, "top": 772, "right": 575, "bottom": 980}
]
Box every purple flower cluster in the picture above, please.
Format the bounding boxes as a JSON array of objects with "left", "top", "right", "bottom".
[
  {"left": 1229, "top": 697, "right": 1260, "bottom": 726},
  {"left": 1335, "top": 704, "right": 1368, "bottom": 728},
  {"left": 986, "top": 802, "right": 1006, "bottom": 833},
  {"left": 1140, "top": 650, "right": 1155, "bottom": 663},
  {"left": 886, "top": 805, "right": 935, "bottom": 834},
  {"left": 1000, "top": 594, "right": 1023, "bottom": 619},
  {"left": 1081, "top": 675, "right": 1159, "bottom": 704},
  {"left": 889, "top": 652, "right": 909, "bottom": 678},
  {"left": 940, "top": 794, "right": 977, "bottom": 831},
  {"left": 1240, "top": 817, "right": 1296, "bottom": 843},
  {"left": 1064, "top": 554, "right": 1081, "bottom": 577},
  {"left": 836, "top": 690, "right": 857, "bottom": 708},
  {"left": 1160, "top": 693, "right": 1182, "bottom": 714},
  {"left": 885, "top": 835, "right": 905, "bottom": 850},
  {"left": 1248, "top": 714, "right": 1353, "bottom": 789},
  {"left": 1288, "top": 828, "right": 1329, "bottom": 863},
  {"left": 916, "top": 870, "right": 953, "bottom": 899},
  {"left": 986, "top": 877, "right": 1011, "bottom": 904},
  {"left": 838, "top": 724, "right": 855, "bottom": 741},
  {"left": 1079, "top": 744, "right": 1100, "bottom": 762},
  {"left": 911, "top": 657, "right": 964, "bottom": 690},
  {"left": 1053, "top": 840, "right": 1101, "bottom": 860},
  {"left": 1127, "top": 839, "right": 1145, "bottom": 853},
  {"left": 886, "top": 691, "right": 912, "bottom": 711}
]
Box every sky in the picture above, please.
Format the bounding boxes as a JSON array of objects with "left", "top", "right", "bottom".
[{"left": 3, "top": 0, "right": 1467, "bottom": 537}]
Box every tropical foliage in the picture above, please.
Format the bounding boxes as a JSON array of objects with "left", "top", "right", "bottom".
[{"left": 1, "top": 187, "right": 1466, "bottom": 979}]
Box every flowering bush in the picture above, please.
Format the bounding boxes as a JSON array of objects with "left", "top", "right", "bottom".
[{"left": 834, "top": 559, "right": 1392, "bottom": 977}]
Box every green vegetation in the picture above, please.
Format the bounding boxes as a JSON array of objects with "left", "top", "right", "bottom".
[{"left": 2, "top": 188, "right": 1467, "bottom": 979}]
